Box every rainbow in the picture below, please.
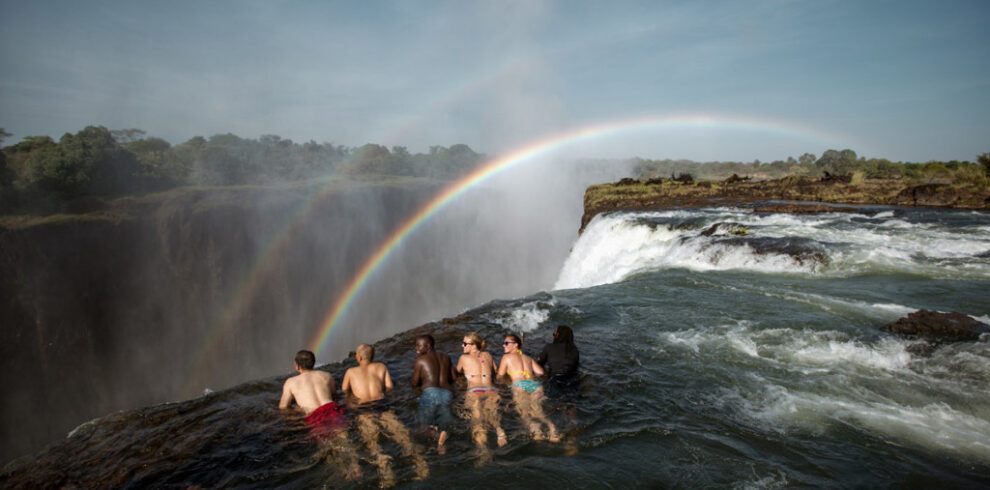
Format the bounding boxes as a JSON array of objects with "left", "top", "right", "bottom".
[{"left": 308, "top": 113, "right": 849, "bottom": 358}]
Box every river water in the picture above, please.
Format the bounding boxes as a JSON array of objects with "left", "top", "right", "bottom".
[{"left": 3, "top": 205, "right": 989, "bottom": 488}]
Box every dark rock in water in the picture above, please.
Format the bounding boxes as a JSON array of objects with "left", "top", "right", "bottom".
[
  {"left": 699, "top": 222, "right": 748, "bottom": 237},
  {"left": 752, "top": 203, "right": 863, "bottom": 214},
  {"left": 975, "top": 250, "right": 990, "bottom": 259},
  {"left": 880, "top": 310, "right": 990, "bottom": 342}
]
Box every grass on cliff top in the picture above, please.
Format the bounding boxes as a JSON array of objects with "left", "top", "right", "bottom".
[{"left": 584, "top": 175, "right": 990, "bottom": 211}]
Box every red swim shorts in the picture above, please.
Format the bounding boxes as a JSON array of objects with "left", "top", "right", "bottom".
[{"left": 304, "top": 402, "right": 347, "bottom": 440}]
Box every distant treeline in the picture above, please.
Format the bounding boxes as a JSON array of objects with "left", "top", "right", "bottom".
[
  {"left": 633, "top": 149, "right": 990, "bottom": 184},
  {"left": 1, "top": 126, "right": 988, "bottom": 213},
  {"left": 0, "top": 126, "right": 486, "bottom": 212}
]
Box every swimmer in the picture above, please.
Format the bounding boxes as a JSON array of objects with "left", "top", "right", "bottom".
[
  {"left": 342, "top": 344, "right": 428, "bottom": 486},
  {"left": 455, "top": 332, "right": 506, "bottom": 462},
  {"left": 497, "top": 335, "right": 560, "bottom": 442},
  {"left": 410, "top": 334, "right": 455, "bottom": 454},
  {"left": 279, "top": 350, "right": 358, "bottom": 478}
]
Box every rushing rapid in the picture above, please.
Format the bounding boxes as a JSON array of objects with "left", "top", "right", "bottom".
[{"left": 3, "top": 205, "right": 989, "bottom": 488}]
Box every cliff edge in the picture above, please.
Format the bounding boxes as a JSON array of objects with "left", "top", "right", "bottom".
[{"left": 581, "top": 174, "right": 990, "bottom": 232}]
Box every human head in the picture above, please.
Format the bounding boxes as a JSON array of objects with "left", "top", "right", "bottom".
[
  {"left": 415, "top": 334, "right": 435, "bottom": 355},
  {"left": 295, "top": 350, "right": 316, "bottom": 370},
  {"left": 356, "top": 344, "right": 375, "bottom": 362},
  {"left": 462, "top": 332, "right": 486, "bottom": 352},
  {"left": 553, "top": 325, "right": 574, "bottom": 344},
  {"left": 503, "top": 334, "right": 521, "bottom": 352}
]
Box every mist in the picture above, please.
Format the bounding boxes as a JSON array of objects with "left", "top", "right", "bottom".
[{"left": 0, "top": 148, "right": 633, "bottom": 463}]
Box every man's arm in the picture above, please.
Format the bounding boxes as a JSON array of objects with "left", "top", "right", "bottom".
[
  {"left": 328, "top": 373, "right": 338, "bottom": 402},
  {"left": 278, "top": 380, "right": 295, "bottom": 409},
  {"left": 383, "top": 366, "right": 394, "bottom": 392},
  {"left": 340, "top": 369, "right": 351, "bottom": 396}
]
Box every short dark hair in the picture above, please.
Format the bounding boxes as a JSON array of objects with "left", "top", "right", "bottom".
[
  {"left": 417, "top": 334, "right": 435, "bottom": 348},
  {"left": 506, "top": 334, "right": 522, "bottom": 346},
  {"left": 295, "top": 350, "right": 316, "bottom": 370}
]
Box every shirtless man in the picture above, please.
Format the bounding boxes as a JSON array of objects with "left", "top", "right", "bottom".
[
  {"left": 341, "top": 344, "right": 427, "bottom": 485},
  {"left": 497, "top": 334, "right": 560, "bottom": 442},
  {"left": 410, "top": 334, "right": 455, "bottom": 454},
  {"left": 456, "top": 332, "right": 506, "bottom": 463},
  {"left": 279, "top": 350, "right": 356, "bottom": 477}
]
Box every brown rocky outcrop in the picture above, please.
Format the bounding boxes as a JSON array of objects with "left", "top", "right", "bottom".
[
  {"left": 894, "top": 183, "right": 959, "bottom": 206},
  {"left": 580, "top": 175, "right": 990, "bottom": 233}
]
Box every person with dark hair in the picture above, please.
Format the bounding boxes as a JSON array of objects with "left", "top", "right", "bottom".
[
  {"left": 342, "top": 344, "right": 427, "bottom": 484},
  {"left": 536, "top": 325, "right": 580, "bottom": 394},
  {"left": 279, "top": 350, "right": 343, "bottom": 422},
  {"left": 279, "top": 350, "right": 357, "bottom": 477},
  {"left": 410, "top": 334, "right": 455, "bottom": 454},
  {"left": 497, "top": 334, "right": 560, "bottom": 442}
]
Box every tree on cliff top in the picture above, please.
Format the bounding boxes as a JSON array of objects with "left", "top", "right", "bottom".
[
  {"left": 22, "top": 126, "right": 140, "bottom": 198},
  {"left": 979, "top": 153, "right": 990, "bottom": 178}
]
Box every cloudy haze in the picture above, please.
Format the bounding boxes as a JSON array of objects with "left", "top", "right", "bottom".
[{"left": 1, "top": 0, "right": 988, "bottom": 162}]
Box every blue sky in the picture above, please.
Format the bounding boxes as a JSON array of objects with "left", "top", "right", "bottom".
[{"left": 1, "top": 0, "right": 988, "bottom": 162}]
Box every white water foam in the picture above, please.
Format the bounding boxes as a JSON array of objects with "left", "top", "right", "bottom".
[
  {"left": 555, "top": 208, "right": 990, "bottom": 289},
  {"left": 480, "top": 298, "right": 555, "bottom": 334},
  {"left": 730, "top": 383, "right": 990, "bottom": 462}
]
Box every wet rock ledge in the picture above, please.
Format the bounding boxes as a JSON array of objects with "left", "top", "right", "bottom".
[{"left": 581, "top": 174, "right": 990, "bottom": 232}]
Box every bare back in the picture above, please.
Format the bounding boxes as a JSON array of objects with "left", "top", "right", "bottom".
[
  {"left": 279, "top": 370, "right": 335, "bottom": 415},
  {"left": 412, "top": 351, "right": 453, "bottom": 391},
  {"left": 457, "top": 351, "right": 496, "bottom": 388},
  {"left": 498, "top": 351, "right": 544, "bottom": 383},
  {"left": 342, "top": 362, "right": 393, "bottom": 404}
]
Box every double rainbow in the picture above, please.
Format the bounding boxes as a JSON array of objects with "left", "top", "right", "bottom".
[{"left": 306, "top": 113, "right": 847, "bottom": 358}]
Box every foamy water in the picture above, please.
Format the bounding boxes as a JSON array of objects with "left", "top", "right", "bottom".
[{"left": 555, "top": 207, "right": 990, "bottom": 289}]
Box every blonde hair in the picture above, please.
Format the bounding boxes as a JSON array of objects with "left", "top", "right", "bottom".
[{"left": 464, "top": 332, "right": 486, "bottom": 351}]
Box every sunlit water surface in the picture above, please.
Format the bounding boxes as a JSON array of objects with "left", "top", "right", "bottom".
[{"left": 3, "top": 206, "right": 989, "bottom": 488}]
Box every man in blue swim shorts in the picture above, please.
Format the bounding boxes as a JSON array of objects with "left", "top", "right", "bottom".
[{"left": 410, "top": 334, "right": 456, "bottom": 454}]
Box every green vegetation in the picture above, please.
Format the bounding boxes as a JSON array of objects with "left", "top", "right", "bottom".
[
  {"left": 0, "top": 126, "right": 486, "bottom": 214},
  {"left": 632, "top": 148, "right": 988, "bottom": 186},
  {"left": 2, "top": 125, "right": 987, "bottom": 218}
]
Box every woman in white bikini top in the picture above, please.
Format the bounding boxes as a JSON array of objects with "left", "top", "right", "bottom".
[{"left": 456, "top": 333, "right": 497, "bottom": 393}]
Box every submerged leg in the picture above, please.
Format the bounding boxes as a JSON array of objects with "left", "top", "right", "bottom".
[
  {"left": 326, "top": 430, "right": 362, "bottom": 480},
  {"left": 380, "top": 410, "right": 428, "bottom": 481},
  {"left": 466, "top": 394, "right": 492, "bottom": 464},
  {"left": 512, "top": 389, "right": 541, "bottom": 440},
  {"left": 357, "top": 413, "right": 393, "bottom": 487},
  {"left": 529, "top": 390, "right": 560, "bottom": 443},
  {"left": 484, "top": 395, "right": 507, "bottom": 447}
]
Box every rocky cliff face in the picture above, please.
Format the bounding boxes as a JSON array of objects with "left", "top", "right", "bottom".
[{"left": 2, "top": 179, "right": 566, "bottom": 464}]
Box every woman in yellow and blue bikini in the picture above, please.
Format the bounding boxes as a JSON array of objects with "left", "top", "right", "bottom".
[{"left": 497, "top": 334, "right": 560, "bottom": 443}]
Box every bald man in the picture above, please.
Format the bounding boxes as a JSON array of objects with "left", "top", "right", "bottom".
[{"left": 341, "top": 344, "right": 427, "bottom": 484}]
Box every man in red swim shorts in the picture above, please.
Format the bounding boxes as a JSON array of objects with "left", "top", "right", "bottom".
[
  {"left": 279, "top": 350, "right": 358, "bottom": 478},
  {"left": 279, "top": 350, "right": 345, "bottom": 439}
]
